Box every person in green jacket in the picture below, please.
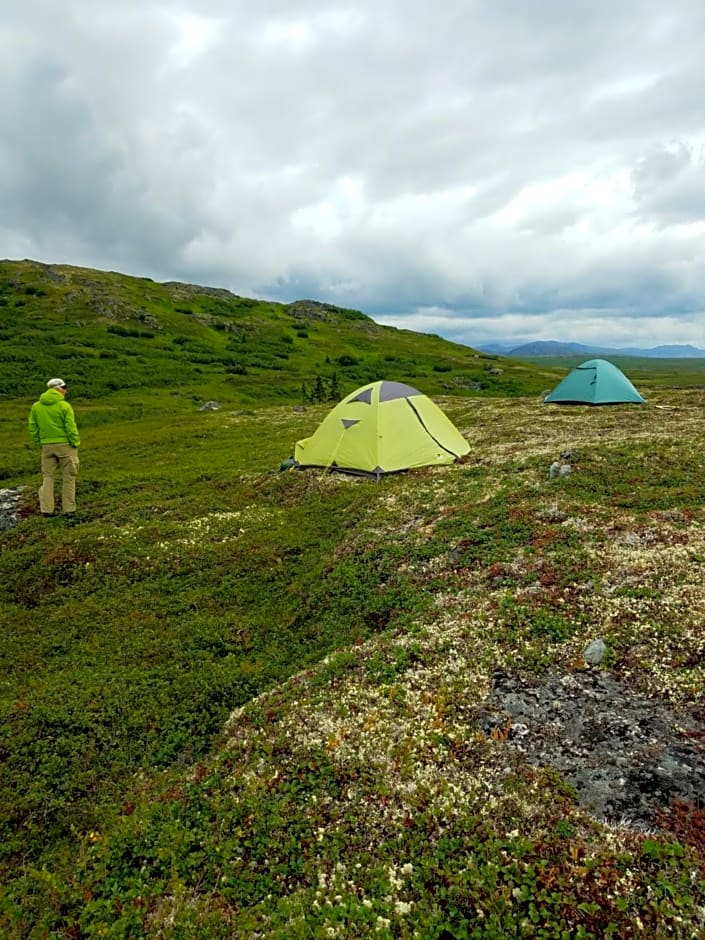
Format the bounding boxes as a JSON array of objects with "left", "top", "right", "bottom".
[{"left": 28, "top": 378, "right": 81, "bottom": 517}]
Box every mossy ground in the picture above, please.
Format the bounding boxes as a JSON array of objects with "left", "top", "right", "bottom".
[{"left": 1, "top": 386, "right": 704, "bottom": 938}]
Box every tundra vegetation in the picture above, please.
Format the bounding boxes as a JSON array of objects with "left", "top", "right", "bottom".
[{"left": 1, "top": 260, "right": 704, "bottom": 938}]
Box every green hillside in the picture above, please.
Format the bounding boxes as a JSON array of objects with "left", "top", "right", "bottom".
[
  {"left": 0, "top": 259, "right": 554, "bottom": 405},
  {"left": 1, "top": 259, "right": 704, "bottom": 937}
]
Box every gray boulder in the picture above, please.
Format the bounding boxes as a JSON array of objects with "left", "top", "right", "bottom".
[{"left": 584, "top": 639, "right": 607, "bottom": 665}]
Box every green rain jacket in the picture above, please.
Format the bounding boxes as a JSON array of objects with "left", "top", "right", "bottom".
[{"left": 28, "top": 390, "right": 81, "bottom": 447}]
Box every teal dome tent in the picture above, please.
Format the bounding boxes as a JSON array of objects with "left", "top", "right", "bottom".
[{"left": 544, "top": 359, "right": 646, "bottom": 405}]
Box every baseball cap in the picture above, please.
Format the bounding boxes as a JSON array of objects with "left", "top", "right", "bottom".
[{"left": 47, "top": 378, "right": 67, "bottom": 389}]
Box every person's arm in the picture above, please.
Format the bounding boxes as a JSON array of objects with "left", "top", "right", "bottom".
[
  {"left": 64, "top": 403, "right": 81, "bottom": 448},
  {"left": 28, "top": 406, "right": 41, "bottom": 445}
]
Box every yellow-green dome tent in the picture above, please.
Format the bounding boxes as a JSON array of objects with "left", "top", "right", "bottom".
[{"left": 294, "top": 380, "right": 469, "bottom": 478}]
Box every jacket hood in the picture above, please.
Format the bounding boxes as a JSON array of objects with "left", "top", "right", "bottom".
[{"left": 39, "top": 389, "right": 65, "bottom": 406}]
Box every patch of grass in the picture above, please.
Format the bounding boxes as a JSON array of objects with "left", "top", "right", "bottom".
[{"left": 1, "top": 327, "right": 705, "bottom": 935}]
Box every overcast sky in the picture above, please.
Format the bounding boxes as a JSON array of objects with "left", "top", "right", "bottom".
[{"left": 2, "top": 1, "right": 705, "bottom": 348}]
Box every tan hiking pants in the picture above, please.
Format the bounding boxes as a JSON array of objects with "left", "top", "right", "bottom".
[{"left": 39, "top": 444, "right": 80, "bottom": 514}]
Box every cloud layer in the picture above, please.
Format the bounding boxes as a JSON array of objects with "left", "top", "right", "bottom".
[{"left": 2, "top": 1, "right": 704, "bottom": 346}]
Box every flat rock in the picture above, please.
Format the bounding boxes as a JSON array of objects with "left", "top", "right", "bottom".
[{"left": 477, "top": 669, "right": 705, "bottom": 828}]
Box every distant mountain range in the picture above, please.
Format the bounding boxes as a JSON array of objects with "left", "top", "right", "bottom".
[{"left": 476, "top": 340, "right": 705, "bottom": 359}]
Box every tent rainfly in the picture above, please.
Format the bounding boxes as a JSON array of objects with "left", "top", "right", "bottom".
[
  {"left": 294, "top": 380, "right": 470, "bottom": 478},
  {"left": 544, "top": 359, "right": 646, "bottom": 405}
]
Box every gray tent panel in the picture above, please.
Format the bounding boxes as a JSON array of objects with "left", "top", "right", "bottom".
[
  {"left": 341, "top": 418, "right": 360, "bottom": 428},
  {"left": 378, "top": 381, "right": 420, "bottom": 402},
  {"left": 350, "top": 387, "right": 373, "bottom": 404}
]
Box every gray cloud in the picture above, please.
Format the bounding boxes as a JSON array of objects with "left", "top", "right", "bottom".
[{"left": 1, "top": 0, "right": 704, "bottom": 347}]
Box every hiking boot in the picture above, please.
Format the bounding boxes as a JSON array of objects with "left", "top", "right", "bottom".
[{"left": 41, "top": 512, "right": 55, "bottom": 518}]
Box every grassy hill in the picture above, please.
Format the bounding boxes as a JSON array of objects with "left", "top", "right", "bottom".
[
  {"left": 1, "top": 260, "right": 705, "bottom": 937},
  {"left": 0, "top": 258, "right": 557, "bottom": 406}
]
